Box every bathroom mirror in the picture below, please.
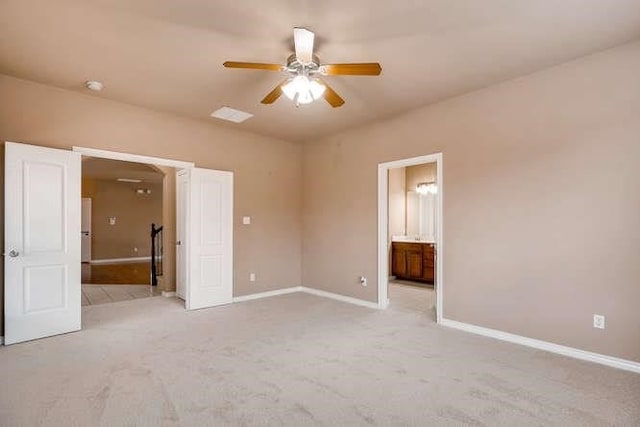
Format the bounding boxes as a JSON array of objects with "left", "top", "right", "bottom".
[{"left": 406, "top": 186, "right": 437, "bottom": 241}]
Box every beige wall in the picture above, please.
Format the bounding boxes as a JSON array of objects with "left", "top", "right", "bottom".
[
  {"left": 0, "top": 74, "right": 303, "bottom": 322},
  {"left": 387, "top": 167, "right": 406, "bottom": 239},
  {"left": 82, "top": 178, "right": 163, "bottom": 260},
  {"left": 302, "top": 41, "right": 640, "bottom": 362}
]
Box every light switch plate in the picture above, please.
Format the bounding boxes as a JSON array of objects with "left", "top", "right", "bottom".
[
  {"left": 242, "top": 216, "right": 251, "bottom": 225},
  {"left": 109, "top": 217, "right": 116, "bottom": 225}
]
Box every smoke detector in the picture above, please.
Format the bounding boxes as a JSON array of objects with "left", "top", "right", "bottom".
[{"left": 85, "top": 80, "right": 104, "bottom": 91}]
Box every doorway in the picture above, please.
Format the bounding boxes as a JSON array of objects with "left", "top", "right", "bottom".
[
  {"left": 378, "top": 153, "right": 443, "bottom": 322},
  {"left": 80, "top": 156, "right": 164, "bottom": 305},
  {"left": 72, "top": 147, "right": 235, "bottom": 312}
]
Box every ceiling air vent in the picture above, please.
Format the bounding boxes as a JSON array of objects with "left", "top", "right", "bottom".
[{"left": 210, "top": 106, "right": 254, "bottom": 123}]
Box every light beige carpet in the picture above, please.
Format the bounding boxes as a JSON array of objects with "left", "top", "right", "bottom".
[{"left": 0, "top": 286, "right": 638, "bottom": 426}]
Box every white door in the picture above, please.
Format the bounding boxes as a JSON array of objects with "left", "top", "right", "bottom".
[
  {"left": 175, "top": 170, "right": 188, "bottom": 300},
  {"left": 81, "top": 198, "right": 92, "bottom": 262},
  {"left": 4, "top": 142, "right": 81, "bottom": 344},
  {"left": 184, "top": 168, "right": 233, "bottom": 310}
]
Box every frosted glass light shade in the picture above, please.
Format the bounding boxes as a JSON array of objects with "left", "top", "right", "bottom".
[{"left": 282, "top": 76, "right": 326, "bottom": 104}]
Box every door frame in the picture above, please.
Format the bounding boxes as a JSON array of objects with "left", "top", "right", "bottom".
[
  {"left": 377, "top": 153, "right": 443, "bottom": 323},
  {"left": 72, "top": 147, "right": 195, "bottom": 169},
  {"left": 72, "top": 146, "right": 196, "bottom": 300}
]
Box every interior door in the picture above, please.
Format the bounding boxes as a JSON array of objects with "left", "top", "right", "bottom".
[
  {"left": 4, "top": 141, "right": 81, "bottom": 344},
  {"left": 175, "top": 170, "right": 188, "bottom": 300},
  {"left": 185, "top": 167, "right": 233, "bottom": 310},
  {"left": 81, "top": 198, "right": 92, "bottom": 262}
]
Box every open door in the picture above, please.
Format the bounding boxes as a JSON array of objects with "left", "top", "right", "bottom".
[
  {"left": 4, "top": 142, "right": 81, "bottom": 344},
  {"left": 176, "top": 170, "right": 188, "bottom": 300},
  {"left": 181, "top": 167, "right": 233, "bottom": 310},
  {"left": 81, "top": 198, "right": 92, "bottom": 263}
]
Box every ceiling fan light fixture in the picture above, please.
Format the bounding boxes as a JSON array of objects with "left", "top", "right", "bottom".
[
  {"left": 309, "top": 79, "right": 326, "bottom": 98},
  {"left": 282, "top": 76, "right": 326, "bottom": 105},
  {"left": 223, "top": 27, "right": 380, "bottom": 108}
]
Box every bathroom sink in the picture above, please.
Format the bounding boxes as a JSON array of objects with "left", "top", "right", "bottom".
[{"left": 391, "top": 235, "right": 434, "bottom": 243}]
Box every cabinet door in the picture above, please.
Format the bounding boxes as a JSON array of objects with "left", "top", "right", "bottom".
[
  {"left": 392, "top": 244, "right": 407, "bottom": 277},
  {"left": 422, "top": 244, "right": 435, "bottom": 282},
  {"left": 406, "top": 248, "right": 423, "bottom": 279}
]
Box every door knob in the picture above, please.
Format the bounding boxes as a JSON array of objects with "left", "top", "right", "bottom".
[
  {"left": 176, "top": 240, "right": 181, "bottom": 246},
  {"left": 8, "top": 250, "right": 19, "bottom": 257}
]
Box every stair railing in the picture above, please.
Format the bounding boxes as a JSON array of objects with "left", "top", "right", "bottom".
[{"left": 150, "top": 223, "right": 164, "bottom": 286}]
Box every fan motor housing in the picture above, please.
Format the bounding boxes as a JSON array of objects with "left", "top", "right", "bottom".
[{"left": 286, "top": 54, "right": 321, "bottom": 75}]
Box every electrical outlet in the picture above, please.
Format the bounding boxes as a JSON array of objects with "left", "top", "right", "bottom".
[
  {"left": 360, "top": 276, "right": 367, "bottom": 287},
  {"left": 249, "top": 273, "right": 256, "bottom": 282},
  {"left": 593, "top": 314, "right": 605, "bottom": 329}
]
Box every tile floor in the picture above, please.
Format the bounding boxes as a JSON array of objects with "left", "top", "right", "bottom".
[
  {"left": 388, "top": 280, "right": 436, "bottom": 317},
  {"left": 81, "top": 284, "right": 162, "bottom": 306}
]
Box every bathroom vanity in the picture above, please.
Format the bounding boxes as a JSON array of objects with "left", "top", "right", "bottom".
[{"left": 391, "top": 241, "right": 435, "bottom": 283}]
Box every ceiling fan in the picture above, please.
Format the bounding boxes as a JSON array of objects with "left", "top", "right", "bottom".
[{"left": 223, "top": 28, "right": 382, "bottom": 108}]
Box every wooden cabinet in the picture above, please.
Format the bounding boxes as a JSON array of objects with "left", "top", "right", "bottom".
[
  {"left": 391, "top": 242, "right": 435, "bottom": 283},
  {"left": 422, "top": 244, "right": 435, "bottom": 282}
]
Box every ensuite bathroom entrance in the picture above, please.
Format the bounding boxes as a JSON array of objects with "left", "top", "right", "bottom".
[{"left": 378, "top": 153, "right": 442, "bottom": 320}]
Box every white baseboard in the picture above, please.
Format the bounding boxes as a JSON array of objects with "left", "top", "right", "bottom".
[
  {"left": 89, "top": 256, "right": 153, "bottom": 265},
  {"left": 299, "top": 287, "right": 379, "bottom": 309},
  {"left": 231, "top": 286, "right": 378, "bottom": 310},
  {"left": 233, "top": 287, "right": 302, "bottom": 303},
  {"left": 161, "top": 291, "right": 176, "bottom": 297},
  {"left": 441, "top": 318, "right": 640, "bottom": 374}
]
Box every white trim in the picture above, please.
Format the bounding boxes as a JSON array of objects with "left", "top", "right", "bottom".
[
  {"left": 232, "top": 287, "right": 303, "bottom": 303},
  {"left": 89, "top": 256, "right": 155, "bottom": 265},
  {"left": 378, "top": 153, "right": 444, "bottom": 323},
  {"left": 73, "top": 146, "right": 195, "bottom": 169},
  {"left": 231, "top": 286, "right": 378, "bottom": 309},
  {"left": 441, "top": 319, "right": 640, "bottom": 374},
  {"left": 300, "top": 287, "right": 379, "bottom": 310},
  {"left": 161, "top": 291, "right": 176, "bottom": 297}
]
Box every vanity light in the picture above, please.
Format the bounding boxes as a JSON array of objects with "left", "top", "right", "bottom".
[{"left": 416, "top": 182, "right": 438, "bottom": 195}]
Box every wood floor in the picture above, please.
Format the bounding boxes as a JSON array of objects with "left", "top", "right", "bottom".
[{"left": 81, "top": 262, "right": 150, "bottom": 285}]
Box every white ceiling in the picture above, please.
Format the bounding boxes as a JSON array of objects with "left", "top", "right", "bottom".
[{"left": 2, "top": 0, "right": 640, "bottom": 142}]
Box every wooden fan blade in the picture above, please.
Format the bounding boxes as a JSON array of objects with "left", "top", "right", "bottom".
[
  {"left": 223, "top": 61, "right": 284, "bottom": 72},
  {"left": 318, "top": 78, "right": 345, "bottom": 108},
  {"left": 322, "top": 63, "right": 382, "bottom": 76},
  {"left": 261, "top": 80, "right": 287, "bottom": 104}
]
